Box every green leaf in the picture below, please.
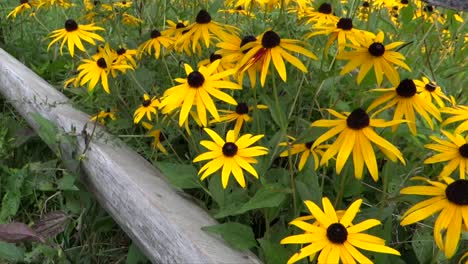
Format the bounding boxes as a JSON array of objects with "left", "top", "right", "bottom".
[
  {"left": 0, "top": 167, "right": 26, "bottom": 222},
  {"left": 258, "top": 239, "right": 291, "bottom": 264},
  {"left": 155, "top": 162, "right": 200, "bottom": 189},
  {"left": 57, "top": 172, "right": 79, "bottom": 191},
  {"left": 126, "top": 242, "right": 149, "bottom": 264},
  {"left": 259, "top": 93, "right": 287, "bottom": 129},
  {"left": 412, "top": 227, "right": 434, "bottom": 264},
  {"left": 295, "top": 163, "right": 322, "bottom": 206},
  {"left": 0, "top": 241, "right": 24, "bottom": 262},
  {"left": 235, "top": 184, "right": 287, "bottom": 215},
  {"left": 30, "top": 113, "right": 59, "bottom": 154},
  {"left": 202, "top": 222, "right": 256, "bottom": 250}
]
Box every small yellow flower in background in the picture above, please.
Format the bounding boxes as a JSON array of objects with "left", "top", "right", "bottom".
[
  {"left": 368, "top": 79, "right": 441, "bottom": 135},
  {"left": 311, "top": 108, "right": 405, "bottom": 181},
  {"left": 121, "top": 13, "right": 143, "bottom": 26},
  {"left": 441, "top": 104, "right": 468, "bottom": 134},
  {"left": 76, "top": 45, "right": 133, "bottom": 94},
  {"left": 357, "top": 1, "right": 371, "bottom": 21},
  {"left": 305, "top": 17, "right": 374, "bottom": 53},
  {"left": 141, "top": 122, "right": 168, "bottom": 154},
  {"left": 413, "top": 4, "right": 446, "bottom": 24},
  {"left": 218, "top": 5, "right": 255, "bottom": 17},
  {"left": 159, "top": 60, "right": 241, "bottom": 127},
  {"left": 198, "top": 53, "right": 234, "bottom": 79},
  {"left": 279, "top": 136, "right": 328, "bottom": 171},
  {"left": 137, "top": 30, "right": 173, "bottom": 59},
  {"left": 162, "top": 20, "right": 192, "bottom": 55},
  {"left": 113, "top": 0, "right": 132, "bottom": 8},
  {"left": 133, "top": 94, "right": 160, "bottom": 124},
  {"left": 212, "top": 102, "right": 267, "bottom": 135},
  {"left": 239, "top": 30, "right": 317, "bottom": 87},
  {"left": 400, "top": 176, "right": 468, "bottom": 259},
  {"left": 424, "top": 130, "right": 468, "bottom": 179},
  {"left": 193, "top": 128, "right": 268, "bottom": 189},
  {"left": 47, "top": 19, "right": 104, "bottom": 57},
  {"left": 176, "top": 9, "right": 239, "bottom": 54},
  {"left": 414, "top": 76, "right": 450, "bottom": 108},
  {"left": 115, "top": 47, "right": 137, "bottom": 68},
  {"left": 337, "top": 31, "right": 411, "bottom": 87},
  {"left": 7, "top": 0, "right": 34, "bottom": 19},
  {"left": 90, "top": 109, "right": 116, "bottom": 124},
  {"left": 281, "top": 197, "right": 400, "bottom": 263},
  {"left": 300, "top": 3, "right": 339, "bottom": 26}
]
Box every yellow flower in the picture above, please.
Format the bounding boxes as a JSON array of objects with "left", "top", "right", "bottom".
[
  {"left": 76, "top": 47, "right": 133, "bottom": 93},
  {"left": 368, "top": 79, "right": 441, "bottom": 135},
  {"left": 281, "top": 197, "right": 400, "bottom": 263},
  {"left": 115, "top": 47, "right": 137, "bottom": 68},
  {"left": 90, "top": 109, "right": 116, "bottom": 124},
  {"left": 279, "top": 136, "right": 328, "bottom": 171},
  {"left": 162, "top": 20, "right": 192, "bottom": 55},
  {"left": 121, "top": 12, "right": 143, "bottom": 26},
  {"left": 311, "top": 108, "right": 405, "bottom": 181},
  {"left": 159, "top": 60, "right": 241, "bottom": 127},
  {"left": 137, "top": 29, "right": 173, "bottom": 59},
  {"left": 193, "top": 128, "right": 268, "bottom": 188},
  {"left": 400, "top": 176, "right": 468, "bottom": 259},
  {"left": 337, "top": 31, "right": 411, "bottom": 87},
  {"left": 113, "top": 0, "right": 132, "bottom": 8},
  {"left": 212, "top": 102, "right": 267, "bottom": 134},
  {"left": 175, "top": 9, "right": 239, "bottom": 54},
  {"left": 441, "top": 104, "right": 468, "bottom": 134},
  {"left": 414, "top": 76, "right": 450, "bottom": 108},
  {"left": 47, "top": 19, "right": 104, "bottom": 57},
  {"left": 424, "top": 130, "right": 468, "bottom": 179},
  {"left": 239, "top": 30, "right": 317, "bottom": 87},
  {"left": 7, "top": 0, "right": 34, "bottom": 19},
  {"left": 300, "top": 3, "right": 339, "bottom": 26},
  {"left": 141, "top": 122, "right": 167, "bottom": 154},
  {"left": 133, "top": 94, "right": 160, "bottom": 124}
]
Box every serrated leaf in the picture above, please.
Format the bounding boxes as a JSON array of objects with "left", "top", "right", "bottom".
[
  {"left": 235, "top": 184, "right": 287, "bottom": 215},
  {"left": 0, "top": 241, "right": 24, "bottom": 262},
  {"left": 0, "top": 222, "right": 45, "bottom": 243},
  {"left": 156, "top": 162, "right": 200, "bottom": 189},
  {"left": 30, "top": 113, "right": 59, "bottom": 154},
  {"left": 412, "top": 228, "right": 434, "bottom": 264},
  {"left": 295, "top": 163, "right": 322, "bottom": 206},
  {"left": 202, "top": 222, "right": 256, "bottom": 250},
  {"left": 57, "top": 173, "right": 79, "bottom": 191},
  {"left": 0, "top": 167, "right": 26, "bottom": 222},
  {"left": 258, "top": 239, "right": 291, "bottom": 264}
]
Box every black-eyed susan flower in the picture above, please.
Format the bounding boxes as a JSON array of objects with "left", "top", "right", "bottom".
[
  {"left": 368, "top": 79, "right": 441, "bottom": 135},
  {"left": 47, "top": 19, "right": 104, "bottom": 57},
  {"left": 400, "top": 176, "right": 468, "bottom": 258},
  {"left": 141, "top": 122, "right": 167, "bottom": 154},
  {"left": 305, "top": 17, "right": 375, "bottom": 53},
  {"left": 301, "top": 3, "right": 339, "bottom": 26},
  {"left": 176, "top": 9, "right": 238, "bottom": 53},
  {"left": 414, "top": 76, "right": 450, "bottom": 108},
  {"left": 441, "top": 104, "right": 468, "bottom": 134},
  {"left": 193, "top": 128, "right": 268, "bottom": 188},
  {"left": 212, "top": 102, "right": 267, "bottom": 134},
  {"left": 311, "top": 108, "right": 405, "bottom": 181},
  {"left": 281, "top": 197, "right": 400, "bottom": 263},
  {"left": 198, "top": 53, "right": 234, "bottom": 78},
  {"left": 90, "top": 108, "right": 116, "bottom": 124},
  {"left": 133, "top": 94, "right": 160, "bottom": 124},
  {"left": 115, "top": 47, "right": 137, "bottom": 68},
  {"left": 113, "top": 0, "right": 132, "bottom": 8},
  {"left": 137, "top": 30, "right": 173, "bottom": 59},
  {"left": 7, "top": 0, "right": 34, "bottom": 19},
  {"left": 279, "top": 136, "right": 328, "bottom": 171},
  {"left": 121, "top": 12, "right": 143, "bottom": 26},
  {"left": 239, "top": 30, "right": 317, "bottom": 87},
  {"left": 76, "top": 47, "right": 133, "bottom": 94},
  {"left": 424, "top": 130, "right": 468, "bottom": 179},
  {"left": 162, "top": 20, "right": 192, "bottom": 55},
  {"left": 337, "top": 31, "right": 411, "bottom": 86},
  {"left": 159, "top": 60, "right": 240, "bottom": 127}
]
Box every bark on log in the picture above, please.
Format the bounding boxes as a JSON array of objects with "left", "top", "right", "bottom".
[{"left": 0, "top": 48, "right": 262, "bottom": 264}]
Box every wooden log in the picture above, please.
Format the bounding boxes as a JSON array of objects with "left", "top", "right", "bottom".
[{"left": 0, "top": 48, "right": 262, "bottom": 264}]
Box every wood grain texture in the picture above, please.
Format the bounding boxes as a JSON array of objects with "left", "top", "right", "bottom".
[{"left": 0, "top": 48, "right": 262, "bottom": 264}]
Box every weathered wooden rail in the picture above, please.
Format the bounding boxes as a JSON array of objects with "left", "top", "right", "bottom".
[{"left": 0, "top": 48, "right": 261, "bottom": 264}]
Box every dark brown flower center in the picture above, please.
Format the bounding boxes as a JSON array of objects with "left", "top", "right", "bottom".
[
  {"left": 401, "top": 0, "right": 409, "bottom": 4},
  {"left": 423, "top": 5, "right": 434, "bottom": 12},
  {"left": 396, "top": 79, "right": 417, "bottom": 97},
  {"left": 210, "top": 53, "right": 222, "bottom": 63},
  {"left": 424, "top": 82, "right": 436, "bottom": 92},
  {"left": 159, "top": 132, "right": 166, "bottom": 142},
  {"left": 150, "top": 30, "right": 161, "bottom": 38},
  {"left": 97, "top": 58, "right": 107, "bottom": 69},
  {"left": 187, "top": 71, "right": 205, "bottom": 88},
  {"left": 337, "top": 18, "right": 353, "bottom": 30},
  {"left": 262, "top": 31, "right": 280, "bottom": 49},
  {"left": 362, "top": 1, "right": 370, "bottom": 7},
  {"left": 305, "top": 141, "right": 314, "bottom": 149},
  {"left": 93, "top": 1, "right": 100, "bottom": 5},
  {"left": 235, "top": 103, "right": 249, "bottom": 115},
  {"left": 65, "top": 19, "right": 78, "bottom": 32},
  {"left": 117, "top": 48, "right": 126, "bottom": 55},
  {"left": 368, "top": 43, "right": 385, "bottom": 56},
  {"left": 327, "top": 223, "right": 348, "bottom": 244},
  {"left": 122, "top": 1, "right": 126, "bottom": 4},
  {"left": 222, "top": 142, "right": 238, "bottom": 157},
  {"left": 318, "top": 3, "right": 332, "bottom": 14},
  {"left": 445, "top": 180, "right": 468, "bottom": 205},
  {"left": 240, "top": 35, "right": 257, "bottom": 54},
  {"left": 196, "top": 9, "right": 211, "bottom": 24},
  {"left": 21, "top": 0, "right": 28, "bottom": 4},
  {"left": 176, "top": 22, "right": 186, "bottom": 29},
  {"left": 346, "top": 108, "right": 370, "bottom": 130},
  {"left": 142, "top": 99, "right": 151, "bottom": 107},
  {"left": 459, "top": 144, "right": 468, "bottom": 158}
]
